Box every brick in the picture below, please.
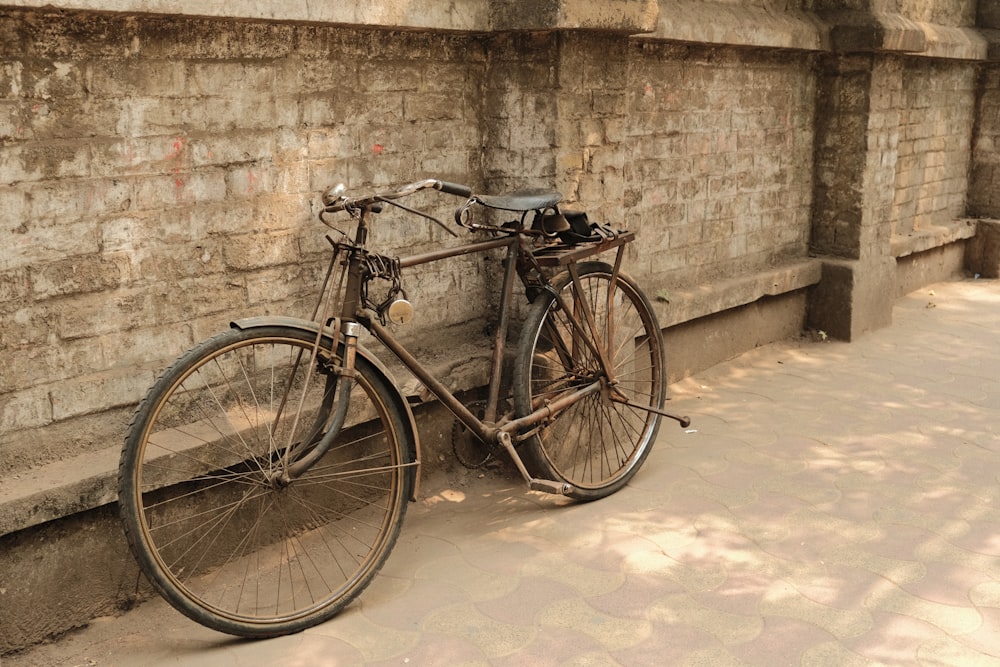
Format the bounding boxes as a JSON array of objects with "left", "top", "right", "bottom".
[
  {"left": 49, "top": 369, "right": 156, "bottom": 421},
  {"left": 0, "top": 267, "right": 28, "bottom": 303},
  {"left": 0, "top": 335, "right": 106, "bottom": 395},
  {"left": 403, "top": 92, "right": 463, "bottom": 122},
  {"left": 188, "top": 62, "right": 275, "bottom": 97},
  {"left": 0, "top": 59, "right": 23, "bottom": 96},
  {"left": 89, "top": 59, "right": 187, "bottom": 98},
  {"left": 99, "top": 325, "right": 194, "bottom": 371},
  {"left": 222, "top": 231, "right": 302, "bottom": 271},
  {"left": 30, "top": 253, "right": 132, "bottom": 299},
  {"left": 5, "top": 140, "right": 92, "bottom": 182},
  {"left": 225, "top": 164, "right": 276, "bottom": 199},
  {"left": 0, "top": 385, "right": 52, "bottom": 432},
  {"left": 26, "top": 177, "right": 132, "bottom": 221},
  {"left": 2, "top": 214, "right": 100, "bottom": 272},
  {"left": 132, "top": 170, "right": 227, "bottom": 211},
  {"left": 0, "top": 100, "right": 27, "bottom": 142}
]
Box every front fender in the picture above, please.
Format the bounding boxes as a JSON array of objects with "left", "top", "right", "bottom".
[{"left": 230, "top": 316, "right": 422, "bottom": 501}]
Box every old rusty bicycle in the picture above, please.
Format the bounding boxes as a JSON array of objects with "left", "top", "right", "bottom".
[{"left": 117, "top": 178, "right": 689, "bottom": 637}]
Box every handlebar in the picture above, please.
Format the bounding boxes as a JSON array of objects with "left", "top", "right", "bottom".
[{"left": 322, "top": 178, "right": 472, "bottom": 213}]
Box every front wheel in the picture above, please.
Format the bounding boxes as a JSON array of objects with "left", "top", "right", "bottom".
[
  {"left": 513, "top": 262, "right": 666, "bottom": 501},
  {"left": 118, "top": 325, "right": 413, "bottom": 637}
]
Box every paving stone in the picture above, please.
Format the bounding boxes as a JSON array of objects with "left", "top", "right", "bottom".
[
  {"left": 536, "top": 597, "right": 653, "bottom": 652},
  {"left": 421, "top": 602, "right": 536, "bottom": 659},
  {"left": 727, "top": 616, "right": 837, "bottom": 666},
  {"left": 646, "top": 592, "right": 764, "bottom": 645},
  {"left": 758, "top": 580, "right": 874, "bottom": 639},
  {"left": 844, "top": 612, "right": 953, "bottom": 665},
  {"left": 801, "top": 640, "right": 893, "bottom": 666},
  {"left": 473, "top": 576, "right": 578, "bottom": 627}
]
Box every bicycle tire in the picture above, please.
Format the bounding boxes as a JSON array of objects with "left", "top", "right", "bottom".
[
  {"left": 118, "top": 325, "right": 413, "bottom": 637},
  {"left": 513, "top": 262, "right": 666, "bottom": 501}
]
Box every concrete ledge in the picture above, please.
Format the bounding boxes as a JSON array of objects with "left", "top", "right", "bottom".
[
  {"left": 0, "top": 326, "right": 492, "bottom": 538},
  {"left": 0, "top": 0, "right": 492, "bottom": 30},
  {"left": 896, "top": 242, "right": 969, "bottom": 298},
  {"left": 891, "top": 218, "right": 979, "bottom": 259},
  {"left": 3, "top": 1, "right": 994, "bottom": 60},
  {"left": 491, "top": 0, "right": 659, "bottom": 32},
  {"left": 821, "top": 10, "right": 990, "bottom": 60},
  {"left": 983, "top": 28, "right": 1000, "bottom": 62},
  {"left": 0, "top": 447, "right": 119, "bottom": 537},
  {"left": 652, "top": 259, "right": 823, "bottom": 329},
  {"left": 0, "top": 0, "right": 659, "bottom": 32},
  {"left": 916, "top": 23, "right": 990, "bottom": 61},
  {"left": 637, "top": 0, "right": 827, "bottom": 51}
]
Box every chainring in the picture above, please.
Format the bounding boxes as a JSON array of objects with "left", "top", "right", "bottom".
[{"left": 451, "top": 400, "right": 495, "bottom": 468}]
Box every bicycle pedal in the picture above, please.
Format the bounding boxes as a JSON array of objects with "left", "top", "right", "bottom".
[{"left": 529, "top": 479, "right": 574, "bottom": 495}]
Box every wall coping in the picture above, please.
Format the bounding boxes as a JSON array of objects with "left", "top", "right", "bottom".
[
  {"left": 636, "top": 0, "right": 829, "bottom": 52},
  {"left": 891, "top": 218, "right": 979, "bottom": 259},
  {"left": 650, "top": 259, "right": 823, "bottom": 329},
  {"left": 2, "top": 1, "right": 997, "bottom": 60},
  {"left": 0, "top": 0, "right": 492, "bottom": 31}
]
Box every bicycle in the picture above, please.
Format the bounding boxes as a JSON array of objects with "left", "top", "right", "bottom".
[{"left": 118, "top": 177, "right": 690, "bottom": 638}]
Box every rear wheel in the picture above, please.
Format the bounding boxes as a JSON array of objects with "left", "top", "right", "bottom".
[
  {"left": 118, "top": 325, "right": 413, "bottom": 637},
  {"left": 513, "top": 262, "right": 665, "bottom": 500}
]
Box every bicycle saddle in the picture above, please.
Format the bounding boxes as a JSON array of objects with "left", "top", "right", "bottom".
[{"left": 476, "top": 188, "right": 562, "bottom": 212}]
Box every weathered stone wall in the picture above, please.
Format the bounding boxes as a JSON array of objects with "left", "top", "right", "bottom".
[
  {"left": 626, "top": 42, "right": 815, "bottom": 287},
  {"left": 0, "top": 14, "right": 822, "bottom": 482},
  {"left": 0, "top": 12, "right": 487, "bottom": 475},
  {"left": 892, "top": 58, "right": 977, "bottom": 236}
]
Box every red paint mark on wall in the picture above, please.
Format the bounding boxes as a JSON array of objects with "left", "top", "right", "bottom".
[
  {"left": 168, "top": 137, "right": 187, "bottom": 201},
  {"left": 167, "top": 137, "right": 186, "bottom": 161},
  {"left": 246, "top": 171, "right": 257, "bottom": 194},
  {"left": 372, "top": 143, "right": 385, "bottom": 155}
]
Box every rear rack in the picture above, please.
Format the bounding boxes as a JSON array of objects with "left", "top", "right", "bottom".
[{"left": 530, "top": 231, "right": 634, "bottom": 267}]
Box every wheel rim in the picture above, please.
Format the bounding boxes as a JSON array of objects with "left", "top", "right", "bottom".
[{"left": 126, "top": 334, "right": 406, "bottom": 628}]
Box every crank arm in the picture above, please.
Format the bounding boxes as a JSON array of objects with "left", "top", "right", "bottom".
[{"left": 495, "top": 431, "right": 574, "bottom": 496}]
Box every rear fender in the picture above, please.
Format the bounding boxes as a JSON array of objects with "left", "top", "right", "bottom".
[{"left": 230, "top": 316, "right": 422, "bottom": 501}]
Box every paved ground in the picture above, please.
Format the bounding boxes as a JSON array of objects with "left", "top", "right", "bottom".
[{"left": 6, "top": 279, "right": 1000, "bottom": 667}]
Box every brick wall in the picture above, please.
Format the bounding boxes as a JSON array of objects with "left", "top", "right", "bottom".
[
  {"left": 0, "top": 11, "right": 487, "bottom": 474},
  {"left": 1, "top": 1, "right": 997, "bottom": 486},
  {"left": 891, "top": 58, "right": 977, "bottom": 235},
  {"left": 628, "top": 42, "right": 815, "bottom": 286}
]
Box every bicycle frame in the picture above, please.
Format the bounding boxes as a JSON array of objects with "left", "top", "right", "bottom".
[{"left": 307, "top": 203, "right": 647, "bottom": 495}]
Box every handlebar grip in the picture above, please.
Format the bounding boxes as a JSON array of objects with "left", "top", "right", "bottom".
[{"left": 436, "top": 181, "right": 473, "bottom": 198}]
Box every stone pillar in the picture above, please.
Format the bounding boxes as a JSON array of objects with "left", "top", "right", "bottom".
[
  {"left": 966, "top": 5, "right": 1000, "bottom": 276},
  {"left": 808, "top": 53, "right": 901, "bottom": 340},
  {"left": 970, "top": 7, "right": 1000, "bottom": 218}
]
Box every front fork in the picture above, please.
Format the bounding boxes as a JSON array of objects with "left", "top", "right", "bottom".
[
  {"left": 283, "top": 235, "right": 370, "bottom": 481},
  {"left": 278, "top": 321, "right": 361, "bottom": 482}
]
